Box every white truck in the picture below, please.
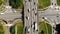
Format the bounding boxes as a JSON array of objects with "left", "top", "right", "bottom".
[{"left": 35, "top": 22, "right": 38, "bottom": 31}]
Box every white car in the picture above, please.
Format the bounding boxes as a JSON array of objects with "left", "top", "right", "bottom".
[
  {"left": 28, "top": 17, "right": 29, "bottom": 20},
  {"left": 44, "top": 17, "right": 47, "bottom": 19},
  {"left": 35, "top": 22, "right": 38, "bottom": 31},
  {"left": 42, "top": 17, "right": 47, "bottom": 20}
]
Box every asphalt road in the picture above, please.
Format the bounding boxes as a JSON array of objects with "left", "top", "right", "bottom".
[
  {"left": 50, "top": 0, "right": 57, "bottom": 6},
  {"left": 38, "top": 0, "right": 60, "bottom": 34},
  {"left": 24, "top": 0, "right": 32, "bottom": 34},
  {"left": 24, "top": 0, "right": 38, "bottom": 34},
  {"left": 38, "top": 8, "right": 60, "bottom": 24},
  {"left": 31, "top": 0, "right": 38, "bottom": 34},
  {"left": 2, "top": 0, "right": 60, "bottom": 34},
  {"left": 0, "top": 9, "right": 22, "bottom": 23},
  {"left": 0, "top": 6, "right": 22, "bottom": 34}
]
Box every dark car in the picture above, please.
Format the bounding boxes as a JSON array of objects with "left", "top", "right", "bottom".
[{"left": 25, "top": 26, "right": 30, "bottom": 34}]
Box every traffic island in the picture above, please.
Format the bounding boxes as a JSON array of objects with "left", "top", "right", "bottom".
[
  {"left": 0, "top": 24, "right": 4, "bottom": 34},
  {"left": 0, "top": 20, "right": 6, "bottom": 34},
  {"left": 39, "top": 21, "right": 52, "bottom": 34},
  {"left": 38, "top": 0, "right": 51, "bottom": 10},
  {"left": 15, "top": 21, "right": 24, "bottom": 34}
]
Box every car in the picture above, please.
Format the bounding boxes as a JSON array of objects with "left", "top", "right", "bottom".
[
  {"left": 52, "top": 3, "right": 53, "bottom": 5},
  {"left": 32, "top": 8, "right": 34, "bottom": 11},
  {"left": 35, "top": 22, "right": 38, "bottom": 31},
  {"left": 34, "top": 2, "right": 35, "bottom": 5},
  {"left": 42, "top": 17, "right": 45, "bottom": 19},
  {"left": 26, "top": 16, "right": 29, "bottom": 20},
  {"left": 28, "top": 9, "right": 30, "bottom": 12},
  {"left": 25, "top": 26, "right": 30, "bottom": 34},
  {"left": 42, "top": 17, "right": 47, "bottom": 19},
  {"left": 33, "top": 22, "right": 38, "bottom": 31},
  {"left": 35, "top": 13, "right": 37, "bottom": 16},
  {"left": 31, "top": 24, "right": 34, "bottom": 28},
  {"left": 57, "top": 16, "right": 59, "bottom": 17},
  {"left": 28, "top": 17, "right": 29, "bottom": 20},
  {"left": 52, "top": 3, "right": 56, "bottom": 5}
]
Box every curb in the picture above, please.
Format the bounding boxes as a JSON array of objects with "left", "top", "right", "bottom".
[{"left": 38, "top": 6, "right": 51, "bottom": 11}]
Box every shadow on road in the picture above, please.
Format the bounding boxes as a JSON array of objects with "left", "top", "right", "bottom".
[
  {"left": 56, "top": 24, "right": 60, "bottom": 34},
  {"left": 21, "top": 5, "right": 24, "bottom": 26}
]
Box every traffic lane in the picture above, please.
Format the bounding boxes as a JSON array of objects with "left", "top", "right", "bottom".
[
  {"left": 24, "top": 1, "right": 31, "bottom": 34},
  {"left": 30, "top": 1, "right": 35, "bottom": 34},
  {"left": 24, "top": 0, "right": 30, "bottom": 28},
  {"left": 39, "top": 16, "right": 57, "bottom": 26},
  {"left": 38, "top": 10, "right": 60, "bottom": 16},
  {"left": 33, "top": 0, "right": 38, "bottom": 34},
  {"left": 39, "top": 15, "right": 60, "bottom": 24},
  {"left": 31, "top": 4, "right": 38, "bottom": 34},
  {"left": 50, "top": 0, "right": 57, "bottom": 6},
  {"left": 24, "top": 2, "right": 31, "bottom": 26},
  {"left": 24, "top": 1, "right": 30, "bottom": 16}
]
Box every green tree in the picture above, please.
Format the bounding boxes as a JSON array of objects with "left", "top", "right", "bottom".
[
  {"left": 10, "top": 26, "right": 15, "bottom": 34},
  {"left": 9, "top": 0, "right": 23, "bottom": 9}
]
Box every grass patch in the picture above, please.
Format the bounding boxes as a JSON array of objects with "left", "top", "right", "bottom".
[
  {"left": 0, "top": 26, "right": 4, "bottom": 34},
  {"left": 0, "top": 20, "right": 4, "bottom": 34},
  {"left": 39, "top": 21, "right": 52, "bottom": 34},
  {"left": 16, "top": 21, "right": 23, "bottom": 34},
  {"left": 0, "top": 0, "right": 7, "bottom": 12},
  {"left": 57, "top": 0, "right": 60, "bottom": 6},
  {"left": 38, "top": 0, "right": 51, "bottom": 9}
]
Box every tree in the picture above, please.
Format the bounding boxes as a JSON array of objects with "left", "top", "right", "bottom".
[{"left": 9, "top": 0, "right": 23, "bottom": 9}]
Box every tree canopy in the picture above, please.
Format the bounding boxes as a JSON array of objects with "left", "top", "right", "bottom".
[{"left": 9, "top": 0, "right": 23, "bottom": 9}]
